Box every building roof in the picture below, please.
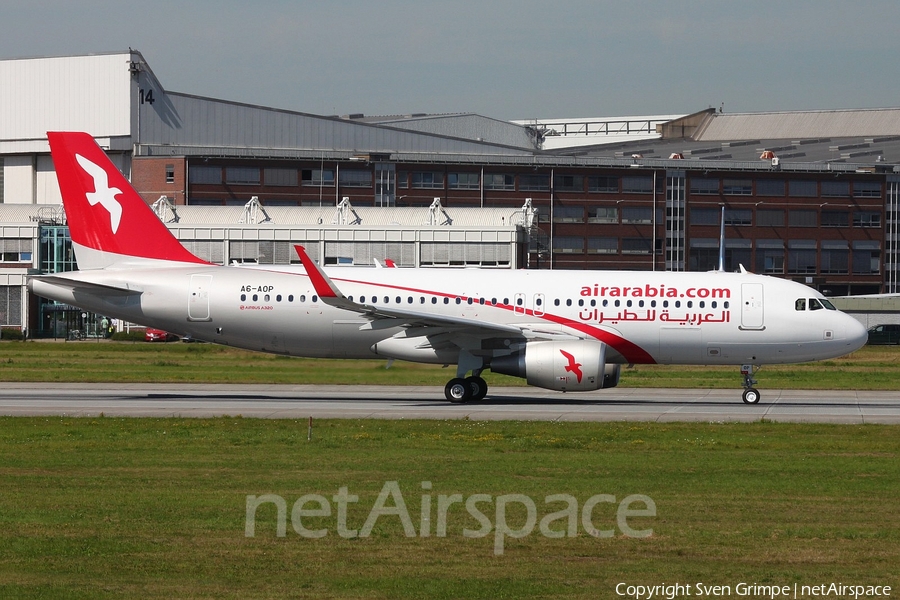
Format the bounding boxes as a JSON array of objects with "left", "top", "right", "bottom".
[
  {"left": 555, "top": 108, "right": 900, "bottom": 169},
  {"left": 347, "top": 113, "right": 540, "bottom": 150},
  {"left": 695, "top": 108, "right": 900, "bottom": 141}
]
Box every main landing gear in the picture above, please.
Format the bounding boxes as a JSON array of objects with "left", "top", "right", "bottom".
[
  {"left": 444, "top": 374, "right": 488, "bottom": 403},
  {"left": 741, "top": 364, "right": 761, "bottom": 404}
]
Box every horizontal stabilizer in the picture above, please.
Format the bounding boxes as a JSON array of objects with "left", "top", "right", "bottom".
[{"left": 28, "top": 274, "right": 143, "bottom": 296}]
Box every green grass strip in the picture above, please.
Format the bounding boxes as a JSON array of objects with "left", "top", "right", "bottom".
[
  {"left": 0, "top": 417, "right": 897, "bottom": 598},
  {"left": 1, "top": 342, "right": 899, "bottom": 389}
]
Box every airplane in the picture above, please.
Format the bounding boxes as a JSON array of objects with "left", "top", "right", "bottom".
[{"left": 29, "top": 132, "right": 869, "bottom": 404}]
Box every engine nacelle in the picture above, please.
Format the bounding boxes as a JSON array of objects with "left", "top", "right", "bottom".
[{"left": 491, "top": 340, "right": 620, "bottom": 392}]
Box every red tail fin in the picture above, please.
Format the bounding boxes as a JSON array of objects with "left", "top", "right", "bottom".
[{"left": 47, "top": 132, "right": 206, "bottom": 268}]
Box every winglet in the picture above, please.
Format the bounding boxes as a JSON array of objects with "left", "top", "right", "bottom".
[
  {"left": 293, "top": 244, "right": 342, "bottom": 298},
  {"left": 48, "top": 131, "right": 207, "bottom": 269},
  {"left": 294, "top": 245, "right": 383, "bottom": 316}
]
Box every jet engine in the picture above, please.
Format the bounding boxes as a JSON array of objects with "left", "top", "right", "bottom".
[{"left": 490, "top": 340, "right": 620, "bottom": 392}]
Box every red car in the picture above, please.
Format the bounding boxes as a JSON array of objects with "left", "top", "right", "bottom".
[{"left": 145, "top": 328, "right": 178, "bottom": 342}]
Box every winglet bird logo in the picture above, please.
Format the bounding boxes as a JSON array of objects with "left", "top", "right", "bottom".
[
  {"left": 75, "top": 153, "right": 123, "bottom": 234},
  {"left": 559, "top": 349, "right": 583, "bottom": 383}
]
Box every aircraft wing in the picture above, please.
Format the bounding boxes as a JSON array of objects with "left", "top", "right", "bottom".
[{"left": 293, "top": 245, "right": 579, "bottom": 342}]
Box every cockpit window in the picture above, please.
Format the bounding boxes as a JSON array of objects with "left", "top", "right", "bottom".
[
  {"left": 809, "top": 298, "right": 824, "bottom": 311},
  {"left": 821, "top": 298, "right": 836, "bottom": 310},
  {"left": 795, "top": 298, "right": 806, "bottom": 311}
]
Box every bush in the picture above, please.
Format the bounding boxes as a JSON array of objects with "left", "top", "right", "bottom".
[
  {"left": 111, "top": 331, "right": 146, "bottom": 342},
  {"left": 1, "top": 328, "right": 25, "bottom": 341}
]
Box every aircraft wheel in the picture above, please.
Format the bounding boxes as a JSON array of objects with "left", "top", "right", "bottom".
[
  {"left": 742, "top": 388, "right": 761, "bottom": 404},
  {"left": 466, "top": 376, "right": 488, "bottom": 401},
  {"left": 445, "top": 378, "right": 471, "bottom": 403}
]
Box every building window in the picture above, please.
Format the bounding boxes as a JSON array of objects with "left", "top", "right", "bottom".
[
  {"left": 622, "top": 238, "right": 652, "bottom": 254},
  {"left": 553, "top": 236, "right": 583, "bottom": 254},
  {"left": 788, "top": 180, "right": 817, "bottom": 197},
  {"left": 165, "top": 164, "right": 175, "bottom": 184},
  {"left": 448, "top": 172, "right": 479, "bottom": 189},
  {"left": 688, "top": 241, "right": 719, "bottom": 271},
  {"left": 821, "top": 210, "right": 849, "bottom": 227},
  {"left": 225, "top": 167, "right": 260, "bottom": 185},
  {"left": 788, "top": 241, "right": 817, "bottom": 274},
  {"left": 588, "top": 176, "right": 618, "bottom": 193},
  {"left": 622, "top": 207, "right": 652, "bottom": 224},
  {"left": 419, "top": 243, "right": 510, "bottom": 267},
  {"left": 821, "top": 242, "right": 849, "bottom": 274},
  {"left": 301, "top": 169, "right": 335, "bottom": 187},
  {"left": 689, "top": 178, "right": 719, "bottom": 195},
  {"left": 410, "top": 171, "right": 444, "bottom": 189},
  {"left": 484, "top": 173, "right": 515, "bottom": 191},
  {"left": 520, "top": 174, "right": 550, "bottom": 191},
  {"left": 0, "top": 285, "right": 22, "bottom": 326},
  {"left": 853, "top": 181, "right": 882, "bottom": 198},
  {"left": 757, "top": 209, "right": 784, "bottom": 227},
  {"left": 723, "top": 179, "right": 752, "bottom": 195},
  {"left": 587, "top": 237, "right": 617, "bottom": 254},
  {"left": 853, "top": 241, "right": 881, "bottom": 274},
  {"left": 189, "top": 166, "right": 222, "bottom": 184},
  {"left": 588, "top": 207, "right": 618, "bottom": 223},
  {"left": 622, "top": 176, "right": 653, "bottom": 194},
  {"left": 690, "top": 208, "right": 720, "bottom": 226},
  {"left": 339, "top": 169, "right": 372, "bottom": 188},
  {"left": 553, "top": 174, "right": 583, "bottom": 192},
  {"left": 724, "top": 209, "right": 752, "bottom": 226},
  {"left": 0, "top": 239, "right": 32, "bottom": 263},
  {"left": 756, "top": 241, "right": 784, "bottom": 274},
  {"left": 552, "top": 205, "right": 584, "bottom": 223},
  {"left": 788, "top": 210, "right": 817, "bottom": 227},
  {"left": 853, "top": 211, "right": 881, "bottom": 227},
  {"left": 756, "top": 179, "right": 785, "bottom": 196},
  {"left": 821, "top": 181, "right": 850, "bottom": 197},
  {"left": 264, "top": 168, "right": 298, "bottom": 187}
]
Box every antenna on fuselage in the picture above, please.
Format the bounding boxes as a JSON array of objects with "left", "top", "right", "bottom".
[{"left": 717, "top": 204, "right": 726, "bottom": 272}]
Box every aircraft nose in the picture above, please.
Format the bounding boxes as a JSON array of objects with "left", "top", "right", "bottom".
[{"left": 844, "top": 316, "right": 868, "bottom": 353}]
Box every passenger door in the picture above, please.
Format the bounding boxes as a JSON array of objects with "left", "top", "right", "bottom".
[{"left": 740, "top": 283, "right": 764, "bottom": 330}]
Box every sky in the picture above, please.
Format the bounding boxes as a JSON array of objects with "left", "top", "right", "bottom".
[{"left": 2, "top": 1, "right": 899, "bottom": 121}]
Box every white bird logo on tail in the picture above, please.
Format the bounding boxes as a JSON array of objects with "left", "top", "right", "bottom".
[{"left": 75, "top": 153, "right": 123, "bottom": 234}]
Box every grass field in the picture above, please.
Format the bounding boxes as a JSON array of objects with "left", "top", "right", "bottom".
[
  {"left": 1, "top": 340, "right": 900, "bottom": 390},
  {"left": 0, "top": 417, "right": 898, "bottom": 599}
]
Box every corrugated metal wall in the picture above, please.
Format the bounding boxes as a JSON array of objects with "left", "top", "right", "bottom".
[{"left": 0, "top": 53, "right": 132, "bottom": 141}]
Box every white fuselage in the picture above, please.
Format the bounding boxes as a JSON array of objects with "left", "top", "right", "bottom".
[{"left": 30, "top": 263, "right": 868, "bottom": 366}]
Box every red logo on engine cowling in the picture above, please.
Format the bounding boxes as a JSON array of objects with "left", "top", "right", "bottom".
[{"left": 559, "top": 349, "right": 583, "bottom": 383}]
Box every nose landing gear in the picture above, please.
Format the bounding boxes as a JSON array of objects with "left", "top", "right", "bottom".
[{"left": 741, "top": 364, "right": 761, "bottom": 404}]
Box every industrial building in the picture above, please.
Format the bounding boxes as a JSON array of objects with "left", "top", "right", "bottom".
[{"left": 2, "top": 50, "right": 899, "bottom": 336}]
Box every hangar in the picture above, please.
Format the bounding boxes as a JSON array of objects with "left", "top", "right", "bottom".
[{"left": 1, "top": 50, "right": 899, "bottom": 336}]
